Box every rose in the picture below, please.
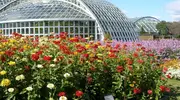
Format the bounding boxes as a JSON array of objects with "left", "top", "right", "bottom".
[{"left": 75, "top": 90, "right": 83, "bottom": 97}]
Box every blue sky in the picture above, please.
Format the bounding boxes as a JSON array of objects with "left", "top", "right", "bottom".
[{"left": 108, "top": 0, "right": 180, "bottom": 21}]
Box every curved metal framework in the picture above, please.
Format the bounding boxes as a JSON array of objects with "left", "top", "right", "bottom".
[
  {"left": 131, "top": 16, "right": 160, "bottom": 34},
  {"left": 0, "top": 0, "right": 138, "bottom": 41}
]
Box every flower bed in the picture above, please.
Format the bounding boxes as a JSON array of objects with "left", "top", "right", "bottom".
[
  {"left": 0, "top": 33, "right": 172, "bottom": 100},
  {"left": 113, "top": 39, "right": 180, "bottom": 59},
  {"left": 161, "top": 59, "right": 180, "bottom": 80}
]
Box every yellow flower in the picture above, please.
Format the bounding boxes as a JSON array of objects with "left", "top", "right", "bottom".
[
  {"left": 97, "top": 60, "right": 102, "bottom": 63},
  {"left": 0, "top": 79, "right": 11, "bottom": 87},
  {"left": 129, "top": 84, "right": 134, "bottom": 87},
  {"left": 0, "top": 70, "right": 7, "bottom": 75},
  {"left": 74, "top": 52, "right": 78, "bottom": 55},
  {"left": 0, "top": 51, "right": 4, "bottom": 55},
  {"left": 89, "top": 53, "right": 95, "bottom": 58},
  {"left": 8, "top": 61, "right": 16, "bottom": 66},
  {"left": 85, "top": 44, "right": 90, "bottom": 49}
]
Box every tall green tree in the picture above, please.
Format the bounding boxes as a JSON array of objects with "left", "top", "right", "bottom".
[
  {"left": 156, "top": 21, "right": 169, "bottom": 36},
  {"left": 140, "top": 26, "right": 146, "bottom": 35}
]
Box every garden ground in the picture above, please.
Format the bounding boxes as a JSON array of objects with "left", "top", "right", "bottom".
[{"left": 167, "top": 79, "right": 180, "bottom": 99}]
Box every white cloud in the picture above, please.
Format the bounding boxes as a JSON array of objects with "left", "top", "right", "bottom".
[{"left": 166, "top": 0, "right": 180, "bottom": 21}]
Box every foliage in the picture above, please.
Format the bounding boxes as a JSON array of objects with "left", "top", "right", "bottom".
[
  {"left": 156, "top": 21, "right": 169, "bottom": 36},
  {"left": 0, "top": 33, "right": 171, "bottom": 100},
  {"left": 140, "top": 26, "right": 146, "bottom": 35}
]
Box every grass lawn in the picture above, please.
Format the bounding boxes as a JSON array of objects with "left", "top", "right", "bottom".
[{"left": 167, "top": 79, "right": 180, "bottom": 100}]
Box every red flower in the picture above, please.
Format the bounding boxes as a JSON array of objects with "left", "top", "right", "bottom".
[
  {"left": 58, "top": 92, "right": 66, "bottom": 97},
  {"left": 133, "top": 88, "right": 141, "bottom": 94},
  {"left": 133, "top": 52, "right": 138, "bottom": 58},
  {"left": 31, "top": 53, "right": 39, "bottom": 61},
  {"left": 75, "top": 90, "right": 83, "bottom": 97},
  {"left": 137, "top": 59, "right": 144, "bottom": 64},
  {"left": 59, "top": 32, "right": 68, "bottom": 39},
  {"left": 128, "top": 65, "right": 133, "bottom": 71},
  {"left": 82, "top": 54, "right": 89, "bottom": 58},
  {"left": 165, "top": 87, "right": 170, "bottom": 92},
  {"left": 24, "top": 66, "right": 30, "bottom": 71},
  {"left": 87, "top": 77, "right": 93, "bottom": 84},
  {"left": 147, "top": 90, "right": 153, "bottom": 95},
  {"left": 90, "top": 66, "right": 96, "bottom": 71},
  {"left": 160, "top": 85, "right": 166, "bottom": 92},
  {"left": 149, "top": 53, "right": 154, "bottom": 57},
  {"left": 116, "top": 66, "right": 124, "bottom": 73},
  {"left": 108, "top": 53, "right": 117, "bottom": 58},
  {"left": 36, "top": 50, "right": 43, "bottom": 55},
  {"left": 43, "top": 56, "right": 51, "bottom": 62},
  {"left": 5, "top": 50, "right": 14, "bottom": 57},
  {"left": 126, "top": 58, "right": 133, "bottom": 65},
  {"left": 163, "top": 67, "right": 168, "bottom": 73},
  {"left": 166, "top": 74, "right": 171, "bottom": 79}
]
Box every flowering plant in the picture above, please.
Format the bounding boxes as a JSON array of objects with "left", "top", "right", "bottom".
[{"left": 0, "top": 33, "right": 171, "bottom": 100}]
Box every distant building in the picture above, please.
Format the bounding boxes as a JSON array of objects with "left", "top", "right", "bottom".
[
  {"left": 131, "top": 16, "right": 160, "bottom": 35},
  {"left": 0, "top": 0, "right": 139, "bottom": 41}
]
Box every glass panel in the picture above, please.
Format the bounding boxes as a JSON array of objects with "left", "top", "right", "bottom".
[
  {"left": 35, "top": 28, "right": 38, "bottom": 34},
  {"left": 39, "top": 22, "right": 43, "bottom": 26},
  {"left": 45, "top": 28, "right": 48, "bottom": 34},
  {"left": 60, "top": 21, "right": 64, "bottom": 26},
  {"left": 65, "top": 21, "right": 69, "bottom": 26},
  {"left": 55, "top": 22, "right": 58, "bottom": 26},
  {"left": 50, "top": 28, "right": 53, "bottom": 32},
  {"left": 55, "top": 28, "right": 58, "bottom": 33},
  {"left": 49, "top": 21, "right": 53, "bottom": 26},
  {"left": 40, "top": 28, "right": 43, "bottom": 33},
  {"left": 30, "top": 28, "right": 33, "bottom": 34}
]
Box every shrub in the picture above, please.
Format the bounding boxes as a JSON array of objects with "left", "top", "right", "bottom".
[{"left": 0, "top": 33, "right": 171, "bottom": 100}]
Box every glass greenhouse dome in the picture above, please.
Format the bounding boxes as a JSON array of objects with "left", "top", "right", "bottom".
[
  {"left": 0, "top": 0, "right": 139, "bottom": 41},
  {"left": 131, "top": 16, "right": 160, "bottom": 34}
]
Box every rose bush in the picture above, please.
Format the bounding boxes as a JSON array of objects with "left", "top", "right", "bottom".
[{"left": 0, "top": 33, "right": 171, "bottom": 100}]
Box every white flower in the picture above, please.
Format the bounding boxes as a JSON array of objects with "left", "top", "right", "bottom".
[
  {"left": 22, "top": 58, "right": 28, "bottom": 62},
  {"left": 19, "top": 74, "right": 25, "bottom": 80},
  {"left": 47, "top": 83, "right": 55, "bottom": 89},
  {"left": 8, "top": 88, "right": 14, "bottom": 93},
  {"left": 15, "top": 74, "right": 25, "bottom": 81},
  {"left": 53, "top": 58, "right": 57, "bottom": 62},
  {"left": 37, "top": 64, "right": 43, "bottom": 68},
  {"left": 26, "top": 86, "right": 33, "bottom": 91},
  {"left": 64, "top": 73, "right": 70, "bottom": 78},
  {"left": 59, "top": 96, "right": 67, "bottom": 100},
  {"left": 49, "top": 97, "right": 54, "bottom": 100},
  {"left": 50, "top": 64, "right": 56, "bottom": 67}
]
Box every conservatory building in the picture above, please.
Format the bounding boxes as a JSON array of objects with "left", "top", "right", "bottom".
[
  {"left": 0, "top": 0, "right": 139, "bottom": 41},
  {"left": 131, "top": 16, "right": 160, "bottom": 34}
]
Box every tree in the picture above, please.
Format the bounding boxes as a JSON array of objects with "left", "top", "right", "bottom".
[
  {"left": 140, "top": 26, "right": 146, "bottom": 35},
  {"left": 156, "top": 21, "right": 169, "bottom": 36}
]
